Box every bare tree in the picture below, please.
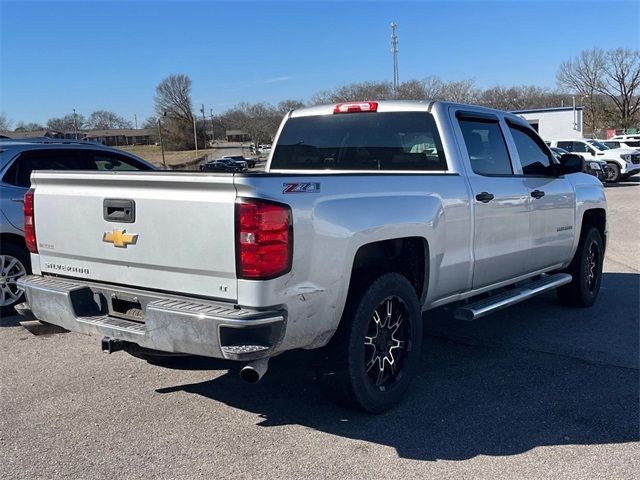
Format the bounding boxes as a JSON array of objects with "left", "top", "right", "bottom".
[
  {"left": 0, "top": 113, "right": 11, "bottom": 131},
  {"left": 440, "top": 79, "right": 478, "bottom": 104},
  {"left": 557, "top": 49, "right": 606, "bottom": 131},
  {"left": 154, "top": 74, "right": 196, "bottom": 149},
  {"left": 311, "top": 77, "right": 477, "bottom": 104},
  {"left": 276, "top": 99, "right": 306, "bottom": 115},
  {"left": 13, "top": 121, "right": 45, "bottom": 132},
  {"left": 155, "top": 74, "right": 194, "bottom": 121},
  {"left": 87, "top": 110, "right": 132, "bottom": 130},
  {"left": 226, "top": 102, "right": 279, "bottom": 145},
  {"left": 216, "top": 101, "right": 305, "bottom": 145},
  {"left": 311, "top": 81, "right": 393, "bottom": 105},
  {"left": 141, "top": 116, "right": 158, "bottom": 129},
  {"left": 47, "top": 113, "right": 86, "bottom": 132},
  {"left": 395, "top": 79, "right": 428, "bottom": 100},
  {"left": 598, "top": 48, "right": 640, "bottom": 128},
  {"left": 558, "top": 48, "right": 640, "bottom": 129}
]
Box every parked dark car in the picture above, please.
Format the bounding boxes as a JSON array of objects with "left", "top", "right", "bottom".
[
  {"left": 550, "top": 146, "right": 606, "bottom": 181},
  {"left": 222, "top": 155, "right": 257, "bottom": 168},
  {"left": 0, "top": 138, "right": 155, "bottom": 316},
  {"left": 201, "top": 158, "right": 246, "bottom": 172}
]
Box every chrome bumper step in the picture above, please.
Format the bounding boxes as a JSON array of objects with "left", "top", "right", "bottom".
[
  {"left": 78, "top": 315, "right": 146, "bottom": 335},
  {"left": 17, "top": 275, "right": 286, "bottom": 360}
]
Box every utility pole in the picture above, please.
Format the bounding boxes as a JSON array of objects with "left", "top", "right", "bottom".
[
  {"left": 72, "top": 108, "right": 78, "bottom": 139},
  {"left": 157, "top": 117, "right": 166, "bottom": 169},
  {"left": 200, "top": 104, "right": 206, "bottom": 147},
  {"left": 134, "top": 114, "right": 138, "bottom": 129},
  {"left": 390, "top": 22, "right": 399, "bottom": 95},
  {"left": 193, "top": 115, "right": 198, "bottom": 160},
  {"left": 210, "top": 109, "right": 215, "bottom": 142}
]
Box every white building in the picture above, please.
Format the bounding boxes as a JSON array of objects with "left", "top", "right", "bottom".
[{"left": 511, "top": 106, "right": 583, "bottom": 141}]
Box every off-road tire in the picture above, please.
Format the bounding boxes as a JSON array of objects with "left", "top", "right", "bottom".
[
  {"left": 557, "top": 227, "right": 604, "bottom": 307},
  {"left": 317, "top": 273, "right": 422, "bottom": 413}
]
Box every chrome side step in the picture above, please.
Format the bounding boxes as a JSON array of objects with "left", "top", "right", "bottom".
[{"left": 453, "top": 273, "right": 572, "bottom": 321}]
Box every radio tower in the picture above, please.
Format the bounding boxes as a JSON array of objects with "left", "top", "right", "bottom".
[{"left": 390, "top": 22, "right": 399, "bottom": 94}]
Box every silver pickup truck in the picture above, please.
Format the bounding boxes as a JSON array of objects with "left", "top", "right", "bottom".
[{"left": 17, "top": 101, "right": 607, "bottom": 413}]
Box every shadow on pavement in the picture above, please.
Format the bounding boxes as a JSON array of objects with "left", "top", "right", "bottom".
[
  {"left": 605, "top": 177, "right": 640, "bottom": 188},
  {"left": 0, "top": 314, "right": 23, "bottom": 327},
  {"left": 157, "top": 272, "right": 639, "bottom": 461}
]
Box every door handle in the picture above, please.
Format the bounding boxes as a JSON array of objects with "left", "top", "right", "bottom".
[
  {"left": 475, "top": 192, "right": 495, "bottom": 203},
  {"left": 531, "top": 190, "right": 546, "bottom": 199}
]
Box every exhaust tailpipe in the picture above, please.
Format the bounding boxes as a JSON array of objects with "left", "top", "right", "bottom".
[{"left": 240, "top": 358, "right": 269, "bottom": 384}]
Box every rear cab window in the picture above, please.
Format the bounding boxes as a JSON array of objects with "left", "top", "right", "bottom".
[
  {"left": 270, "top": 112, "right": 447, "bottom": 171},
  {"left": 457, "top": 114, "right": 513, "bottom": 175}
]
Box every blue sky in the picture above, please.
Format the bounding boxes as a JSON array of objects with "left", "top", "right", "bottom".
[{"left": 1, "top": 0, "right": 638, "bottom": 125}]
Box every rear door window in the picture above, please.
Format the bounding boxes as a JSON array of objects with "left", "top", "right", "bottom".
[
  {"left": 88, "top": 151, "right": 152, "bottom": 171},
  {"left": 458, "top": 118, "right": 513, "bottom": 175},
  {"left": 2, "top": 148, "right": 152, "bottom": 188},
  {"left": 2, "top": 149, "right": 86, "bottom": 188},
  {"left": 270, "top": 112, "right": 447, "bottom": 171},
  {"left": 556, "top": 141, "right": 573, "bottom": 151},
  {"left": 571, "top": 142, "right": 589, "bottom": 153}
]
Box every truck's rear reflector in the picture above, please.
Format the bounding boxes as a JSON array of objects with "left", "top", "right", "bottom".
[
  {"left": 333, "top": 102, "right": 378, "bottom": 114},
  {"left": 24, "top": 189, "right": 37, "bottom": 253},
  {"left": 236, "top": 199, "right": 292, "bottom": 279}
]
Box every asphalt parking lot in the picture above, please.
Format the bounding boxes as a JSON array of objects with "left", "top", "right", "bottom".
[{"left": 1, "top": 179, "right": 638, "bottom": 479}]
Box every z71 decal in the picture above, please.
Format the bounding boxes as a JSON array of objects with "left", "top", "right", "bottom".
[{"left": 283, "top": 182, "right": 321, "bottom": 194}]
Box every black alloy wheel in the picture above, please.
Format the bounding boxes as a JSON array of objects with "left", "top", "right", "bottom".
[{"left": 364, "top": 296, "right": 411, "bottom": 390}]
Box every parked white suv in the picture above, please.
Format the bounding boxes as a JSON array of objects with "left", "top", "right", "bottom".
[
  {"left": 548, "top": 139, "right": 640, "bottom": 182},
  {"left": 602, "top": 139, "right": 640, "bottom": 150},
  {"left": 609, "top": 134, "right": 640, "bottom": 142}
]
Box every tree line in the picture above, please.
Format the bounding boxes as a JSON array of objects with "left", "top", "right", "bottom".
[
  {"left": 2, "top": 47, "right": 637, "bottom": 149},
  {"left": 0, "top": 110, "right": 134, "bottom": 133}
]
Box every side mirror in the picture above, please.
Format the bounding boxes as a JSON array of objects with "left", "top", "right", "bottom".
[{"left": 557, "top": 153, "right": 583, "bottom": 175}]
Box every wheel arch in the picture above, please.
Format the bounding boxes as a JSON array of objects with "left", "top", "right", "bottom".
[
  {"left": 348, "top": 236, "right": 429, "bottom": 305},
  {"left": 580, "top": 208, "right": 607, "bottom": 249},
  {"left": 0, "top": 232, "right": 28, "bottom": 251}
]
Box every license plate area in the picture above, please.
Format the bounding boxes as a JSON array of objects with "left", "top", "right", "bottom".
[{"left": 110, "top": 296, "right": 144, "bottom": 322}]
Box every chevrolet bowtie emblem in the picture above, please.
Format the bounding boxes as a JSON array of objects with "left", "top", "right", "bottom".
[{"left": 102, "top": 229, "right": 138, "bottom": 248}]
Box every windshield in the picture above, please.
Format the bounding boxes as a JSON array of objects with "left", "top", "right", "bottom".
[
  {"left": 587, "top": 140, "right": 610, "bottom": 151},
  {"left": 270, "top": 112, "right": 447, "bottom": 171}
]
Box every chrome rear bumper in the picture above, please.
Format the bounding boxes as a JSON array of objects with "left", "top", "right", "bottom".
[{"left": 17, "top": 275, "right": 285, "bottom": 360}]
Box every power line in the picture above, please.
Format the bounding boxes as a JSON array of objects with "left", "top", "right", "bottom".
[{"left": 390, "top": 22, "right": 399, "bottom": 94}]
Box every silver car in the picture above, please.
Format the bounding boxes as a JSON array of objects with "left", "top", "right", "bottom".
[{"left": 0, "top": 138, "right": 155, "bottom": 316}]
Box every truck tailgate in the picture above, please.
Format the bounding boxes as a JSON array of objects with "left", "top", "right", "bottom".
[{"left": 31, "top": 171, "right": 238, "bottom": 301}]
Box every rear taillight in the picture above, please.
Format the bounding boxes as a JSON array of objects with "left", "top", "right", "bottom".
[
  {"left": 236, "top": 199, "right": 292, "bottom": 279},
  {"left": 24, "top": 188, "right": 37, "bottom": 253},
  {"left": 333, "top": 101, "right": 378, "bottom": 113}
]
